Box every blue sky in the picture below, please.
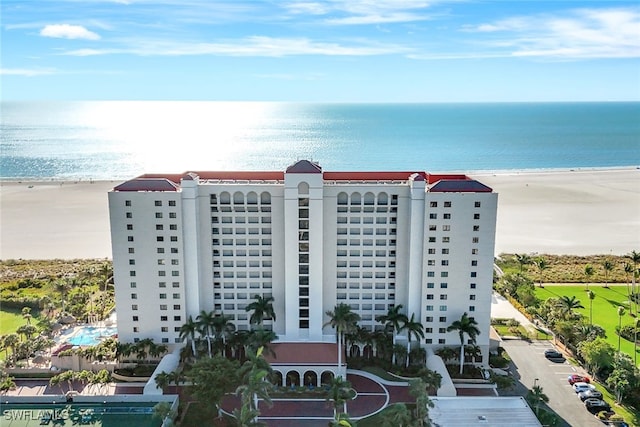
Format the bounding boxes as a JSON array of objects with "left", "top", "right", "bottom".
[{"left": 2, "top": 0, "right": 639, "bottom": 102}]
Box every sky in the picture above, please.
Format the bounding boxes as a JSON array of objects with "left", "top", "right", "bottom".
[{"left": 1, "top": 0, "right": 639, "bottom": 102}]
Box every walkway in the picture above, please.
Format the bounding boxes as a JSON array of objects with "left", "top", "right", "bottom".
[{"left": 220, "top": 370, "right": 412, "bottom": 426}]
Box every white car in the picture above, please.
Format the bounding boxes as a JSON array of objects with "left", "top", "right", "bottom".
[{"left": 573, "top": 382, "right": 596, "bottom": 393}]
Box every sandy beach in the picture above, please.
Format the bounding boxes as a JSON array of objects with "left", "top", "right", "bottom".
[{"left": 1, "top": 168, "right": 639, "bottom": 260}]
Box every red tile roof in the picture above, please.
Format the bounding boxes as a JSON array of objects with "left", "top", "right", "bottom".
[
  {"left": 113, "top": 178, "right": 180, "bottom": 192},
  {"left": 264, "top": 343, "right": 338, "bottom": 365},
  {"left": 324, "top": 171, "right": 428, "bottom": 181},
  {"left": 429, "top": 179, "right": 493, "bottom": 193}
]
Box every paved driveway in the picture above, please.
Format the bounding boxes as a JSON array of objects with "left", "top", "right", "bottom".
[{"left": 500, "top": 339, "right": 602, "bottom": 427}]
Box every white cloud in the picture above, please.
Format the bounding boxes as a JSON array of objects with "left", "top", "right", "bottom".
[
  {"left": 62, "top": 36, "right": 411, "bottom": 57},
  {"left": 462, "top": 7, "right": 640, "bottom": 59},
  {"left": 0, "top": 68, "right": 55, "bottom": 76},
  {"left": 40, "top": 24, "right": 101, "bottom": 40}
]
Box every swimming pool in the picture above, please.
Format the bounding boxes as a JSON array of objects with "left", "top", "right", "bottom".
[{"left": 66, "top": 326, "right": 118, "bottom": 346}]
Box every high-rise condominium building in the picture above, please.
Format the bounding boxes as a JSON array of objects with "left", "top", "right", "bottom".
[{"left": 109, "top": 160, "right": 497, "bottom": 363}]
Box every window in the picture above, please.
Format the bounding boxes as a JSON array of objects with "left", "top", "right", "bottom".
[
  {"left": 443, "top": 225, "right": 450, "bottom": 231},
  {"left": 426, "top": 305, "right": 433, "bottom": 311},
  {"left": 158, "top": 271, "right": 166, "bottom": 276},
  {"left": 160, "top": 316, "right": 168, "bottom": 321},
  {"left": 428, "top": 248, "right": 435, "bottom": 254},
  {"left": 475, "top": 201, "right": 481, "bottom": 207},
  {"left": 441, "top": 248, "right": 449, "bottom": 254},
  {"left": 174, "top": 316, "right": 181, "bottom": 321},
  {"left": 172, "top": 271, "right": 179, "bottom": 277},
  {"left": 157, "top": 236, "right": 164, "bottom": 242},
  {"left": 427, "top": 260, "right": 435, "bottom": 266},
  {"left": 440, "top": 295, "right": 447, "bottom": 300},
  {"left": 427, "top": 282, "right": 434, "bottom": 288},
  {"left": 439, "top": 327, "right": 446, "bottom": 333},
  {"left": 473, "top": 225, "right": 479, "bottom": 231},
  {"left": 472, "top": 248, "right": 478, "bottom": 255},
  {"left": 471, "top": 260, "right": 478, "bottom": 266},
  {"left": 155, "top": 200, "right": 162, "bottom": 206},
  {"left": 470, "top": 283, "right": 476, "bottom": 289},
  {"left": 125, "top": 200, "right": 131, "bottom": 207},
  {"left": 474, "top": 213, "right": 480, "bottom": 219},
  {"left": 159, "top": 282, "right": 166, "bottom": 288},
  {"left": 441, "top": 272, "right": 448, "bottom": 277},
  {"left": 129, "top": 271, "right": 136, "bottom": 277},
  {"left": 170, "top": 224, "right": 177, "bottom": 230},
  {"left": 132, "top": 304, "right": 138, "bottom": 310},
  {"left": 160, "top": 305, "right": 167, "bottom": 310},
  {"left": 157, "top": 248, "right": 165, "bottom": 254},
  {"left": 430, "top": 201, "right": 437, "bottom": 207},
  {"left": 128, "top": 248, "right": 135, "bottom": 254},
  {"left": 130, "top": 282, "right": 137, "bottom": 288},
  {"left": 171, "top": 236, "right": 178, "bottom": 242},
  {"left": 161, "top": 327, "right": 168, "bottom": 333},
  {"left": 425, "top": 316, "right": 433, "bottom": 322},
  {"left": 428, "top": 237, "right": 436, "bottom": 243},
  {"left": 129, "top": 259, "right": 135, "bottom": 265},
  {"left": 155, "top": 212, "right": 163, "bottom": 218},
  {"left": 171, "top": 248, "right": 178, "bottom": 253},
  {"left": 470, "top": 295, "right": 476, "bottom": 300},
  {"left": 171, "top": 259, "right": 179, "bottom": 265},
  {"left": 442, "top": 237, "right": 449, "bottom": 243},
  {"left": 472, "top": 237, "right": 479, "bottom": 243},
  {"left": 426, "top": 338, "right": 433, "bottom": 344},
  {"left": 444, "top": 201, "right": 451, "bottom": 207},
  {"left": 471, "top": 272, "right": 477, "bottom": 277},
  {"left": 131, "top": 293, "right": 137, "bottom": 299},
  {"left": 173, "top": 304, "right": 181, "bottom": 310},
  {"left": 156, "top": 224, "right": 163, "bottom": 230},
  {"left": 126, "top": 212, "right": 132, "bottom": 219},
  {"left": 440, "top": 282, "right": 448, "bottom": 288},
  {"left": 132, "top": 316, "right": 138, "bottom": 321},
  {"left": 441, "top": 260, "right": 449, "bottom": 266},
  {"left": 427, "top": 272, "right": 435, "bottom": 277},
  {"left": 443, "top": 213, "right": 451, "bottom": 219},
  {"left": 469, "top": 306, "right": 476, "bottom": 312},
  {"left": 173, "top": 293, "right": 180, "bottom": 299},
  {"left": 159, "top": 293, "right": 167, "bottom": 299},
  {"left": 172, "top": 282, "right": 180, "bottom": 288},
  {"left": 128, "top": 236, "right": 134, "bottom": 242},
  {"left": 426, "top": 294, "right": 434, "bottom": 300},
  {"left": 438, "top": 339, "right": 446, "bottom": 344},
  {"left": 133, "top": 327, "right": 139, "bottom": 333},
  {"left": 127, "top": 224, "right": 133, "bottom": 230},
  {"left": 439, "top": 316, "right": 447, "bottom": 322},
  {"left": 425, "top": 328, "right": 433, "bottom": 333},
  {"left": 169, "top": 200, "right": 176, "bottom": 206},
  {"left": 429, "top": 213, "right": 437, "bottom": 219}
]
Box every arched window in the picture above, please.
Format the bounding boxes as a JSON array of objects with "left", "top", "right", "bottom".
[
  {"left": 350, "top": 192, "right": 361, "bottom": 205},
  {"left": 298, "top": 182, "right": 309, "bottom": 195},
  {"left": 337, "top": 192, "right": 348, "bottom": 205},
  {"left": 219, "top": 192, "right": 231, "bottom": 204},
  {"left": 246, "top": 192, "right": 258, "bottom": 205},
  {"left": 378, "top": 192, "right": 389, "bottom": 205},
  {"left": 233, "top": 192, "right": 244, "bottom": 204},
  {"left": 364, "top": 192, "right": 375, "bottom": 206},
  {"left": 260, "top": 192, "right": 271, "bottom": 204}
]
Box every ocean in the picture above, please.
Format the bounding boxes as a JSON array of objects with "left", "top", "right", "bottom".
[{"left": 1, "top": 101, "right": 638, "bottom": 180}]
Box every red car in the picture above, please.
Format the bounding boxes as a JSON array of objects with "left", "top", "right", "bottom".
[{"left": 568, "top": 374, "right": 590, "bottom": 385}]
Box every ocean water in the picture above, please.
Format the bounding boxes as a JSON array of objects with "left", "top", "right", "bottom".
[{"left": 1, "top": 101, "right": 638, "bottom": 180}]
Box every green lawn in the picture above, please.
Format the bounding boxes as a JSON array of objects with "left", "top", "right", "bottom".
[
  {"left": 534, "top": 284, "right": 639, "bottom": 366},
  {"left": 0, "top": 308, "right": 30, "bottom": 336}
]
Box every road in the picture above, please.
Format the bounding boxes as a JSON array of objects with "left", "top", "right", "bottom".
[{"left": 500, "top": 339, "right": 603, "bottom": 427}]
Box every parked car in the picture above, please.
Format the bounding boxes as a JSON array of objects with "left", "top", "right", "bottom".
[
  {"left": 573, "top": 382, "right": 596, "bottom": 393},
  {"left": 568, "top": 374, "right": 590, "bottom": 385},
  {"left": 544, "top": 349, "right": 564, "bottom": 359},
  {"left": 584, "top": 399, "right": 610, "bottom": 414},
  {"left": 578, "top": 390, "right": 603, "bottom": 401}
]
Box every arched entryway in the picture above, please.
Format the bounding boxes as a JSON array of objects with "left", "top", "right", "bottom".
[
  {"left": 320, "top": 371, "right": 334, "bottom": 386},
  {"left": 303, "top": 371, "right": 317, "bottom": 387},
  {"left": 286, "top": 370, "right": 300, "bottom": 387}
]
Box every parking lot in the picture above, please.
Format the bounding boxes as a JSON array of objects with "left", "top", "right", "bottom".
[{"left": 500, "top": 339, "right": 604, "bottom": 427}]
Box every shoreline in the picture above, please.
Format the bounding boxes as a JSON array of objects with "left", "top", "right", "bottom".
[
  {"left": 1, "top": 168, "right": 639, "bottom": 259},
  {"left": 1, "top": 164, "right": 639, "bottom": 183}
]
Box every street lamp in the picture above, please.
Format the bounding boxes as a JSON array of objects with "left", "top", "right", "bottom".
[{"left": 533, "top": 378, "right": 539, "bottom": 388}]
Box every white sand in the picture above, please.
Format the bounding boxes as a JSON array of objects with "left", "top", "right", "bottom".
[{"left": 1, "top": 168, "right": 639, "bottom": 260}]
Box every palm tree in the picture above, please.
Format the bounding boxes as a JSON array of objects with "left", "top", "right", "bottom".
[
  {"left": 624, "top": 263, "right": 635, "bottom": 314},
  {"left": 557, "top": 295, "right": 584, "bottom": 318},
  {"left": 587, "top": 290, "right": 595, "bottom": 325},
  {"left": 602, "top": 260, "right": 614, "bottom": 288},
  {"left": 627, "top": 250, "right": 640, "bottom": 316},
  {"left": 245, "top": 295, "right": 276, "bottom": 328},
  {"left": 179, "top": 316, "right": 198, "bottom": 357},
  {"left": 375, "top": 304, "right": 408, "bottom": 366},
  {"left": 154, "top": 371, "right": 171, "bottom": 392},
  {"left": 526, "top": 384, "right": 549, "bottom": 416},
  {"left": 447, "top": 312, "right": 480, "bottom": 375},
  {"left": 236, "top": 346, "right": 273, "bottom": 424},
  {"left": 212, "top": 312, "right": 236, "bottom": 352},
  {"left": 380, "top": 403, "right": 412, "bottom": 427},
  {"left": 196, "top": 310, "right": 215, "bottom": 357},
  {"left": 514, "top": 253, "right": 532, "bottom": 272},
  {"left": 584, "top": 264, "right": 595, "bottom": 291},
  {"left": 634, "top": 318, "right": 640, "bottom": 366},
  {"left": 325, "top": 375, "right": 353, "bottom": 421},
  {"left": 246, "top": 329, "right": 277, "bottom": 358},
  {"left": 325, "top": 303, "right": 360, "bottom": 375},
  {"left": 21, "top": 307, "right": 32, "bottom": 325},
  {"left": 534, "top": 257, "right": 548, "bottom": 288},
  {"left": 399, "top": 313, "right": 424, "bottom": 367},
  {"left": 617, "top": 306, "right": 625, "bottom": 353}
]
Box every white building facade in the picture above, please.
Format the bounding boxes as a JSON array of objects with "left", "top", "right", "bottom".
[{"left": 109, "top": 160, "right": 497, "bottom": 363}]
